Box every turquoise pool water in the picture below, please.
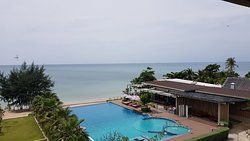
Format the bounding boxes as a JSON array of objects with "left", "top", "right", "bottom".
[{"left": 71, "top": 103, "right": 190, "bottom": 140}]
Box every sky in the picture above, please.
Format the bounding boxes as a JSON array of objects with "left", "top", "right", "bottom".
[{"left": 0, "top": 0, "right": 250, "bottom": 65}]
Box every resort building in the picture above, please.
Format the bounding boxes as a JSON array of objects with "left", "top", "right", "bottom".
[{"left": 135, "top": 78, "right": 250, "bottom": 125}]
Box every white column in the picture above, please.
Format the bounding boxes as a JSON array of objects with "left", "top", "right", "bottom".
[
  {"left": 186, "top": 105, "right": 189, "bottom": 118},
  {"left": 218, "top": 103, "right": 221, "bottom": 125}
]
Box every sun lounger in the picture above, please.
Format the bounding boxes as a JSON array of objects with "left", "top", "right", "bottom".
[
  {"left": 122, "top": 101, "right": 131, "bottom": 105},
  {"left": 132, "top": 104, "right": 140, "bottom": 108}
]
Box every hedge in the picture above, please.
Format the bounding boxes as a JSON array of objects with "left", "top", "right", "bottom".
[{"left": 186, "top": 127, "right": 229, "bottom": 141}]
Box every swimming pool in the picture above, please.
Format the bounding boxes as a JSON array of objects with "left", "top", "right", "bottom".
[{"left": 71, "top": 103, "right": 190, "bottom": 140}]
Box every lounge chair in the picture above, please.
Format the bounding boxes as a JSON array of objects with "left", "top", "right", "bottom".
[
  {"left": 132, "top": 104, "right": 140, "bottom": 108},
  {"left": 122, "top": 101, "right": 131, "bottom": 105}
]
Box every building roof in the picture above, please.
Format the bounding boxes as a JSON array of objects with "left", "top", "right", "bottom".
[
  {"left": 224, "top": 0, "right": 250, "bottom": 7},
  {"left": 164, "top": 79, "right": 221, "bottom": 88},
  {"left": 145, "top": 80, "right": 250, "bottom": 100},
  {"left": 223, "top": 77, "right": 250, "bottom": 91},
  {"left": 172, "top": 90, "right": 246, "bottom": 104}
]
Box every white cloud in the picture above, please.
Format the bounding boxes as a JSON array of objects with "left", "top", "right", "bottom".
[{"left": 0, "top": 0, "right": 250, "bottom": 65}]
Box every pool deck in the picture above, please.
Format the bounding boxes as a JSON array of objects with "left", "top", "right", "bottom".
[
  {"left": 112, "top": 100, "right": 219, "bottom": 141},
  {"left": 63, "top": 99, "right": 219, "bottom": 141}
]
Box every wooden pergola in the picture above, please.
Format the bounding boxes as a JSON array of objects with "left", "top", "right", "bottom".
[{"left": 224, "top": 0, "right": 250, "bottom": 7}]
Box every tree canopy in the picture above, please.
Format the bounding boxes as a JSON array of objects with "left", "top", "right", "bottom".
[
  {"left": 225, "top": 57, "right": 238, "bottom": 73},
  {"left": 131, "top": 67, "right": 156, "bottom": 84},
  {"left": 163, "top": 58, "right": 240, "bottom": 84},
  {"left": 32, "top": 92, "right": 89, "bottom": 141},
  {"left": 163, "top": 68, "right": 197, "bottom": 80},
  {"left": 140, "top": 92, "right": 152, "bottom": 105},
  {"left": 0, "top": 62, "right": 54, "bottom": 108}
]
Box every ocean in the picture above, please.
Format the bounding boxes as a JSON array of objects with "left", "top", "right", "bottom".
[{"left": 0, "top": 62, "right": 250, "bottom": 104}]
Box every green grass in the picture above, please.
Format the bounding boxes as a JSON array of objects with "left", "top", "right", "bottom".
[
  {"left": 0, "top": 116, "right": 44, "bottom": 141},
  {"left": 186, "top": 127, "right": 229, "bottom": 141}
]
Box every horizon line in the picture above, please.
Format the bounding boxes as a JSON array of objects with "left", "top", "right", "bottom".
[{"left": 0, "top": 61, "right": 250, "bottom": 66}]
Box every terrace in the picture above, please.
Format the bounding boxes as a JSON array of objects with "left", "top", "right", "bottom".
[{"left": 112, "top": 100, "right": 218, "bottom": 141}]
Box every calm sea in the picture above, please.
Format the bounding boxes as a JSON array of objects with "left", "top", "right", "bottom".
[{"left": 0, "top": 62, "right": 250, "bottom": 104}]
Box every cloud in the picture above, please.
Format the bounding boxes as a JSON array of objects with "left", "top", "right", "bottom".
[{"left": 0, "top": 0, "right": 250, "bottom": 65}]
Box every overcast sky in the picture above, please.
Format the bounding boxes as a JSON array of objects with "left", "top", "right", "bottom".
[{"left": 0, "top": 0, "right": 250, "bottom": 65}]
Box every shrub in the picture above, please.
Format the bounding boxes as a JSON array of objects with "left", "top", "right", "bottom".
[
  {"left": 140, "top": 92, "right": 152, "bottom": 105},
  {"left": 141, "top": 106, "right": 151, "bottom": 113},
  {"left": 97, "top": 132, "right": 129, "bottom": 141},
  {"left": 186, "top": 127, "right": 229, "bottom": 141}
]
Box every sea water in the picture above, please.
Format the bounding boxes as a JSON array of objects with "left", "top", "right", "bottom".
[{"left": 0, "top": 62, "right": 249, "bottom": 104}]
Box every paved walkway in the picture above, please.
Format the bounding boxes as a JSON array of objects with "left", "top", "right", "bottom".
[
  {"left": 228, "top": 115, "right": 250, "bottom": 141},
  {"left": 112, "top": 100, "right": 218, "bottom": 141}
]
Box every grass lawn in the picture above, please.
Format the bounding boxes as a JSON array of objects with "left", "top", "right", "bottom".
[{"left": 0, "top": 116, "right": 44, "bottom": 141}]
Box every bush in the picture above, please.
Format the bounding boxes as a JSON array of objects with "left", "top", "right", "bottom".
[
  {"left": 141, "top": 106, "right": 151, "bottom": 113},
  {"left": 97, "top": 132, "right": 129, "bottom": 141},
  {"left": 186, "top": 127, "right": 229, "bottom": 141},
  {"left": 140, "top": 92, "right": 152, "bottom": 105}
]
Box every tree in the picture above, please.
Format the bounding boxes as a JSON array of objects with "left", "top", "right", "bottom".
[
  {"left": 140, "top": 92, "right": 152, "bottom": 105},
  {"left": 163, "top": 68, "right": 197, "bottom": 80},
  {"left": 225, "top": 57, "right": 238, "bottom": 73},
  {"left": 196, "top": 64, "right": 222, "bottom": 84},
  {"left": 131, "top": 67, "right": 156, "bottom": 84},
  {"left": 0, "top": 62, "right": 54, "bottom": 108},
  {"left": 245, "top": 72, "right": 250, "bottom": 78},
  {"left": 32, "top": 92, "right": 89, "bottom": 141}
]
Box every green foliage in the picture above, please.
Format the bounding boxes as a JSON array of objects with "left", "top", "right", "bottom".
[
  {"left": 32, "top": 92, "right": 89, "bottom": 141},
  {"left": 196, "top": 64, "right": 224, "bottom": 84},
  {"left": 245, "top": 72, "right": 250, "bottom": 78},
  {"left": 225, "top": 57, "right": 238, "bottom": 73},
  {"left": 98, "top": 131, "right": 163, "bottom": 141},
  {"left": 97, "top": 132, "right": 129, "bottom": 141},
  {"left": 0, "top": 62, "right": 54, "bottom": 108},
  {"left": 140, "top": 92, "right": 152, "bottom": 105},
  {"left": 131, "top": 67, "right": 156, "bottom": 84},
  {"left": 163, "top": 57, "right": 240, "bottom": 84},
  {"left": 186, "top": 127, "right": 229, "bottom": 141},
  {"left": 164, "top": 68, "right": 197, "bottom": 80},
  {"left": 141, "top": 106, "right": 151, "bottom": 112}
]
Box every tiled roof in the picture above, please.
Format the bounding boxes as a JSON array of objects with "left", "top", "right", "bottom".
[
  {"left": 223, "top": 77, "right": 250, "bottom": 91},
  {"left": 146, "top": 80, "right": 250, "bottom": 100}
]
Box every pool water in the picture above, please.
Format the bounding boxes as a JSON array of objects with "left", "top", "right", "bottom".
[{"left": 71, "top": 103, "right": 190, "bottom": 140}]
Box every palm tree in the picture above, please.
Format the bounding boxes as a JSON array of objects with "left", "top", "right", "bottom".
[
  {"left": 225, "top": 57, "right": 238, "bottom": 73},
  {"left": 32, "top": 92, "right": 90, "bottom": 141},
  {"left": 58, "top": 116, "right": 89, "bottom": 141}
]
